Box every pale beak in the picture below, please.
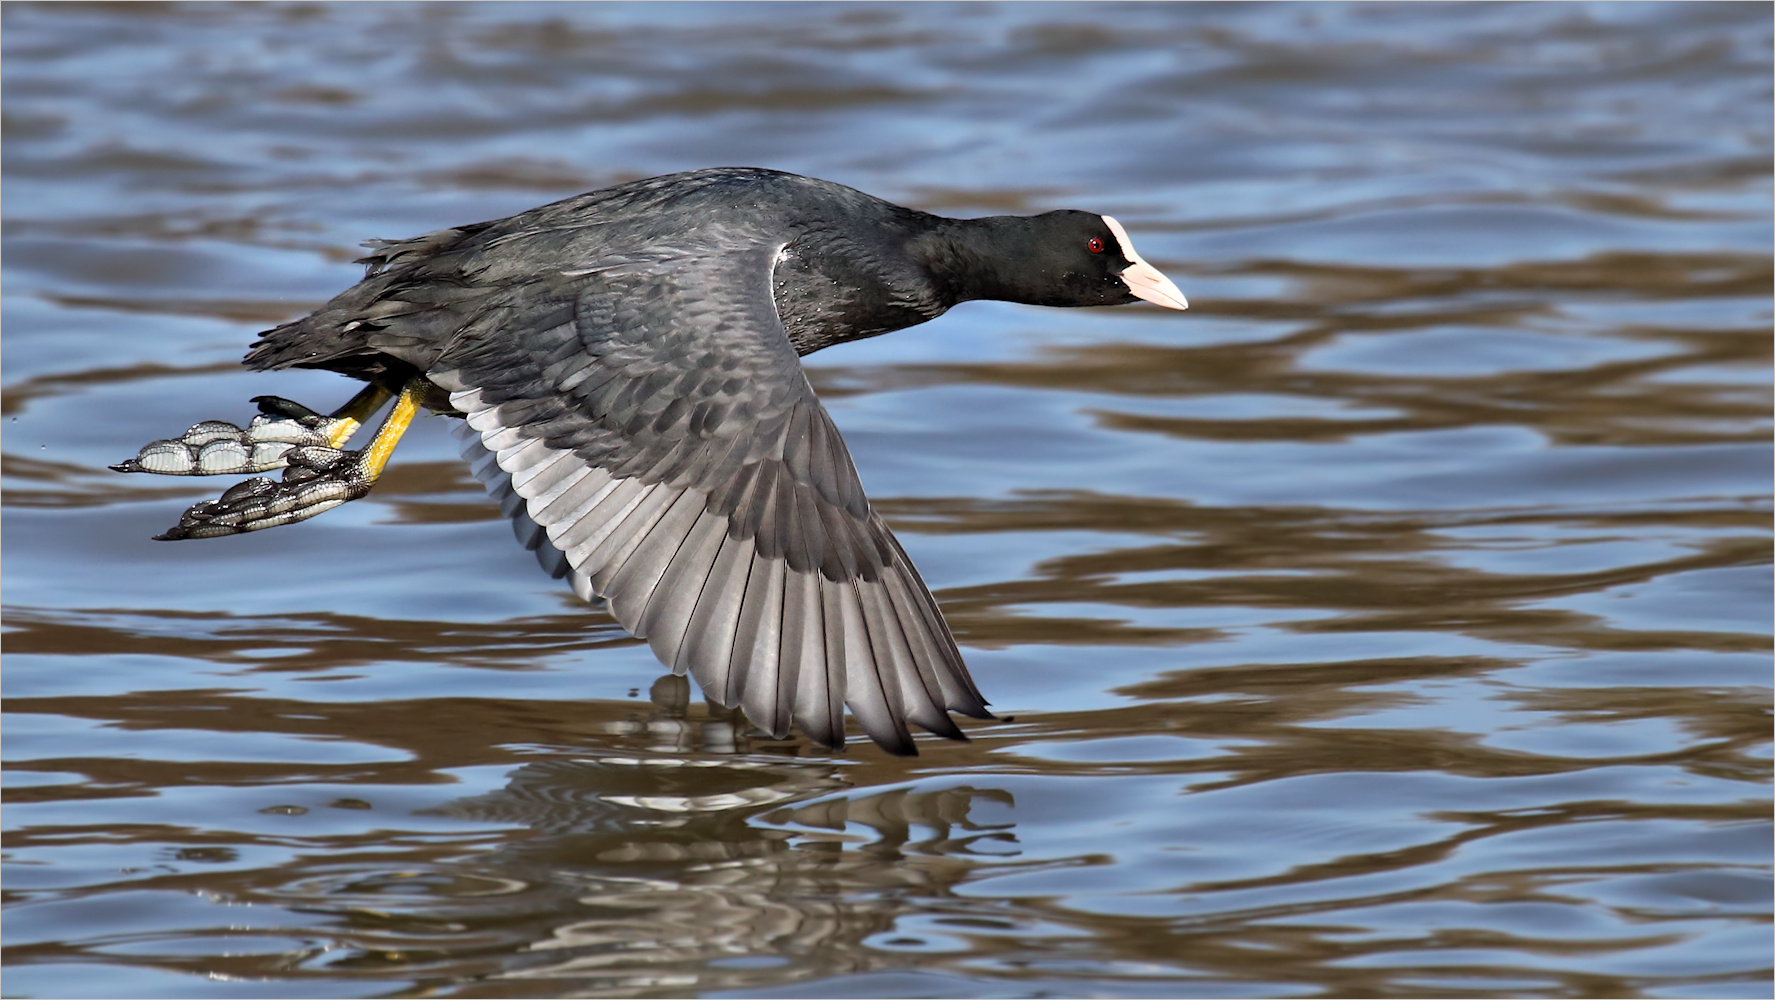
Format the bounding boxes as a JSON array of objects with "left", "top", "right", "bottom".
[{"left": 1103, "top": 216, "right": 1188, "bottom": 311}]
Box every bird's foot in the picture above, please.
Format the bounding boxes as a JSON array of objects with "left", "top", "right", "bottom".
[
  {"left": 111, "top": 390, "right": 384, "bottom": 477},
  {"left": 148, "top": 380, "right": 425, "bottom": 540},
  {"left": 153, "top": 445, "right": 373, "bottom": 539}
]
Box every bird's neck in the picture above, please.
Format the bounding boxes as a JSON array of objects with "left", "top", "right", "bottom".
[{"left": 908, "top": 216, "right": 1042, "bottom": 307}]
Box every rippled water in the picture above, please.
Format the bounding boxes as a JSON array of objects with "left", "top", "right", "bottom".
[{"left": 4, "top": 3, "right": 1771, "bottom": 997}]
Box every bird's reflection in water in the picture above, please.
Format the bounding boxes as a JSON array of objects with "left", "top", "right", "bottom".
[
  {"left": 413, "top": 676, "right": 1020, "bottom": 992},
  {"left": 605, "top": 673, "right": 756, "bottom": 758}
]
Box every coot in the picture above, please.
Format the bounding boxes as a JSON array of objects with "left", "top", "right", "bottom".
[{"left": 114, "top": 167, "right": 1187, "bottom": 754}]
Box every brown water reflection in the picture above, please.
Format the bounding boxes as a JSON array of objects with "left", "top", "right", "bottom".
[
  {"left": 5, "top": 2, "right": 1770, "bottom": 998},
  {"left": 8, "top": 666, "right": 1765, "bottom": 996}
]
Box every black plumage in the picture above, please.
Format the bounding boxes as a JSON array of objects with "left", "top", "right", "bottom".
[{"left": 141, "top": 167, "right": 1187, "bottom": 754}]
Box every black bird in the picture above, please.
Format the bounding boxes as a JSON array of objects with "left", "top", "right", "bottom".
[{"left": 113, "top": 167, "right": 1187, "bottom": 754}]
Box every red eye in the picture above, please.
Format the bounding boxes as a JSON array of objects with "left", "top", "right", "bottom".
[{"left": 1088, "top": 237, "right": 1105, "bottom": 253}]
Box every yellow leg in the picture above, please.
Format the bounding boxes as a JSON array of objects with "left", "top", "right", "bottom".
[
  {"left": 323, "top": 384, "right": 395, "bottom": 448},
  {"left": 358, "top": 378, "right": 426, "bottom": 480}
]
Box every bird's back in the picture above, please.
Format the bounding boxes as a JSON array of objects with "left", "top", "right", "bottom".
[{"left": 247, "top": 168, "right": 947, "bottom": 383}]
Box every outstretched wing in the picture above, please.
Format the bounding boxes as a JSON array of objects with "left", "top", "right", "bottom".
[{"left": 425, "top": 239, "right": 988, "bottom": 753}]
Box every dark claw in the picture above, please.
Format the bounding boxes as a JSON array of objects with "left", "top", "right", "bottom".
[
  {"left": 155, "top": 446, "right": 369, "bottom": 540},
  {"left": 250, "top": 396, "right": 324, "bottom": 421}
]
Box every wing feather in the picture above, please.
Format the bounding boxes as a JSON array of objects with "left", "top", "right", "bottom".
[
  {"left": 837, "top": 577, "right": 915, "bottom": 754},
  {"left": 510, "top": 446, "right": 577, "bottom": 494},
  {"left": 431, "top": 228, "right": 987, "bottom": 753},
  {"left": 554, "top": 477, "right": 648, "bottom": 556},
  {"left": 581, "top": 482, "right": 676, "bottom": 588},
  {"left": 858, "top": 576, "right": 938, "bottom": 736},
  {"left": 679, "top": 531, "right": 755, "bottom": 697},
  {"left": 532, "top": 469, "right": 618, "bottom": 528},
  {"left": 599, "top": 487, "right": 704, "bottom": 630},
  {"left": 524, "top": 463, "right": 592, "bottom": 516},
  {"left": 638, "top": 509, "right": 730, "bottom": 670},
  {"left": 454, "top": 422, "right": 577, "bottom": 584},
  {"left": 880, "top": 528, "right": 989, "bottom": 718},
  {"left": 734, "top": 548, "right": 787, "bottom": 736},
  {"left": 785, "top": 567, "right": 839, "bottom": 746}
]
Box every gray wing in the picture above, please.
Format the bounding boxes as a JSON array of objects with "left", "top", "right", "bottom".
[
  {"left": 424, "top": 240, "right": 987, "bottom": 754},
  {"left": 454, "top": 421, "right": 584, "bottom": 595}
]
